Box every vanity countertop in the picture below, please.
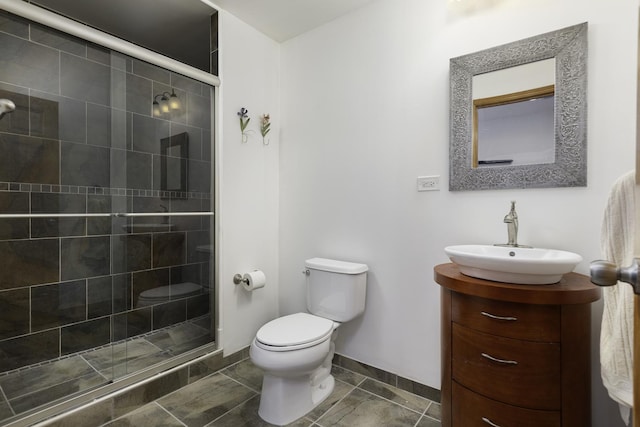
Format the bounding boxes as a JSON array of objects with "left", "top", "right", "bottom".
[{"left": 434, "top": 263, "right": 601, "bottom": 305}]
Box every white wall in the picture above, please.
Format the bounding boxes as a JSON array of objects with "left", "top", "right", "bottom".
[
  {"left": 278, "top": 0, "right": 636, "bottom": 426},
  {"left": 217, "top": 10, "right": 281, "bottom": 355}
]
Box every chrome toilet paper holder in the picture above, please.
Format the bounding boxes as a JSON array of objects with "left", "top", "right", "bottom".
[
  {"left": 233, "top": 270, "right": 266, "bottom": 291},
  {"left": 233, "top": 274, "right": 248, "bottom": 285}
]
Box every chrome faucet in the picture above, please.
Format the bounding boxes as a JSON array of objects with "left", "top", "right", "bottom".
[
  {"left": 495, "top": 201, "right": 530, "bottom": 248},
  {"left": 503, "top": 201, "right": 518, "bottom": 246}
]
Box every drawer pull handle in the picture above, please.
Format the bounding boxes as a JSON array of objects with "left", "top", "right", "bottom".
[
  {"left": 481, "top": 352, "right": 518, "bottom": 365},
  {"left": 482, "top": 417, "right": 502, "bottom": 427},
  {"left": 481, "top": 311, "right": 517, "bottom": 321}
]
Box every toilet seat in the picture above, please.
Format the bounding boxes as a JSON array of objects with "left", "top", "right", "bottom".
[{"left": 255, "top": 313, "right": 335, "bottom": 352}]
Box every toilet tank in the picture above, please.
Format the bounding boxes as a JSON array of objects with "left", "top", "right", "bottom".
[{"left": 305, "top": 258, "right": 368, "bottom": 323}]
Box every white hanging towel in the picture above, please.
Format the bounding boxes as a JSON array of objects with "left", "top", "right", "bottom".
[{"left": 600, "top": 170, "right": 635, "bottom": 425}]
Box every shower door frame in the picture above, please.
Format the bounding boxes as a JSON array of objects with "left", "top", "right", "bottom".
[{"left": 0, "top": 2, "right": 221, "bottom": 426}]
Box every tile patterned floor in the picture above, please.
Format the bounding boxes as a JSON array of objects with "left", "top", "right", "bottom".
[
  {"left": 0, "top": 319, "right": 212, "bottom": 423},
  {"left": 100, "top": 359, "right": 441, "bottom": 427}
]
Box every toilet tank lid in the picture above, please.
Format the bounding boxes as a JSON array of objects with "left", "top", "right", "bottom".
[{"left": 305, "top": 258, "right": 368, "bottom": 274}]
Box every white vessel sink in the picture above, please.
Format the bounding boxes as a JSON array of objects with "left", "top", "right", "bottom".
[{"left": 444, "top": 245, "right": 582, "bottom": 285}]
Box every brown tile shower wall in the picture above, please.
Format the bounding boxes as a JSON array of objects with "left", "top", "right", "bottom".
[{"left": 0, "top": 12, "right": 213, "bottom": 373}]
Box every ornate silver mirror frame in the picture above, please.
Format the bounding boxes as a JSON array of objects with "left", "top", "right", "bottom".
[{"left": 449, "top": 22, "right": 587, "bottom": 191}]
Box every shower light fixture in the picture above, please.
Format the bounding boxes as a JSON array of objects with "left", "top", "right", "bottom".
[
  {"left": 168, "top": 89, "right": 181, "bottom": 110},
  {"left": 152, "top": 89, "right": 181, "bottom": 117}
]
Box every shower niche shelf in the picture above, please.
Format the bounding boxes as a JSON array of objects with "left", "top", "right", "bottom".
[{"left": 434, "top": 263, "right": 601, "bottom": 427}]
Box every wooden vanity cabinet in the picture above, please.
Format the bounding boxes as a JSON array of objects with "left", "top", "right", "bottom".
[{"left": 435, "top": 263, "right": 601, "bottom": 427}]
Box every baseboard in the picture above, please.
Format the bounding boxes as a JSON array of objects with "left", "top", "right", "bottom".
[{"left": 332, "top": 353, "right": 441, "bottom": 403}]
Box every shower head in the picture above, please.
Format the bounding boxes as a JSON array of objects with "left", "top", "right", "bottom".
[{"left": 0, "top": 99, "right": 15, "bottom": 120}]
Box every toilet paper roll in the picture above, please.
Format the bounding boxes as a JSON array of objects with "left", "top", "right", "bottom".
[{"left": 243, "top": 270, "right": 266, "bottom": 291}]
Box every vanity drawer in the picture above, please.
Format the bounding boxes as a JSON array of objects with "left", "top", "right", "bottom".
[
  {"left": 452, "top": 323, "right": 561, "bottom": 410},
  {"left": 452, "top": 292, "right": 560, "bottom": 342},
  {"left": 452, "top": 381, "right": 561, "bottom": 427}
]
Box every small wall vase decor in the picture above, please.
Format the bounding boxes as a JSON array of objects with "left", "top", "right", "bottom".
[
  {"left": 260, "top": 113, "right": 271, "bottom": 145},
  {"left": 238, "top": 107, "right": 250, "bottom": 143}
]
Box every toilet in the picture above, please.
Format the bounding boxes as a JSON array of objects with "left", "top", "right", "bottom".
[
  {"left": 136, "top": 282, "right": 204, "bottom": 307},
  {"left": 250, "top": 257, "right": 368, "bottom": 425}
]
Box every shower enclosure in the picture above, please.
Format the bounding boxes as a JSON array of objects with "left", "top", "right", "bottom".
[{"left": 0, "top": 5, "right": 216, "bottom": 425}]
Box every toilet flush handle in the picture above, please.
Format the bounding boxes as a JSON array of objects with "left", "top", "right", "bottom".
[{"left": 302, "top": 269, "right": 310, "bottom": 276}]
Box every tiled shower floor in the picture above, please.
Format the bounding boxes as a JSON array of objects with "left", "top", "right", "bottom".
[
  {"left": 100, "top": 359, "right": 441, "bottom": 427},
  {"left": 0, "top": 318, "right": 212, "bottom": 423}
]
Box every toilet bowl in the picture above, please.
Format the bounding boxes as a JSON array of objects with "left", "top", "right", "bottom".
[
  {"left": 136, "top": 281, "right": 203, "bottom": 307},
  {"left": 250, "top": 312, "right": 338, "bottom": 425},
  {"left": 250, "top": 258, "right": 368, "bottom": 425}
]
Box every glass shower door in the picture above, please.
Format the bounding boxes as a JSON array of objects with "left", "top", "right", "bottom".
[{"left": 0, "top": 10, "right": 214, "bottom": 423}]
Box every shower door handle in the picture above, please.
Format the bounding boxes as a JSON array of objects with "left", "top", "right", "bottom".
[{"left": 590, "top": 258, "right": 640, "bottom": 294}]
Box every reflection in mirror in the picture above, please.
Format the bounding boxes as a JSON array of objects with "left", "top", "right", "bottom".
[
  {"left": 472, "top": 58, "right": 555, "bottom": 99},
  {"left": 474, "top": 85, "right": 555, "bottom": 167},
  {"left": 161, "top": 132, "right": 189, "bottom": 197},
  {"left": 449, "top": 23, "right": 587, "bottom": 191}
]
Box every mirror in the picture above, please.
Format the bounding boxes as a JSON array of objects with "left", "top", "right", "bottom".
[
  {"left": 161, "top": 132, "right": 188, "bottom": 196},
  {"left": 449, "top": 23, "right": 587, "bottom": 191}
]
